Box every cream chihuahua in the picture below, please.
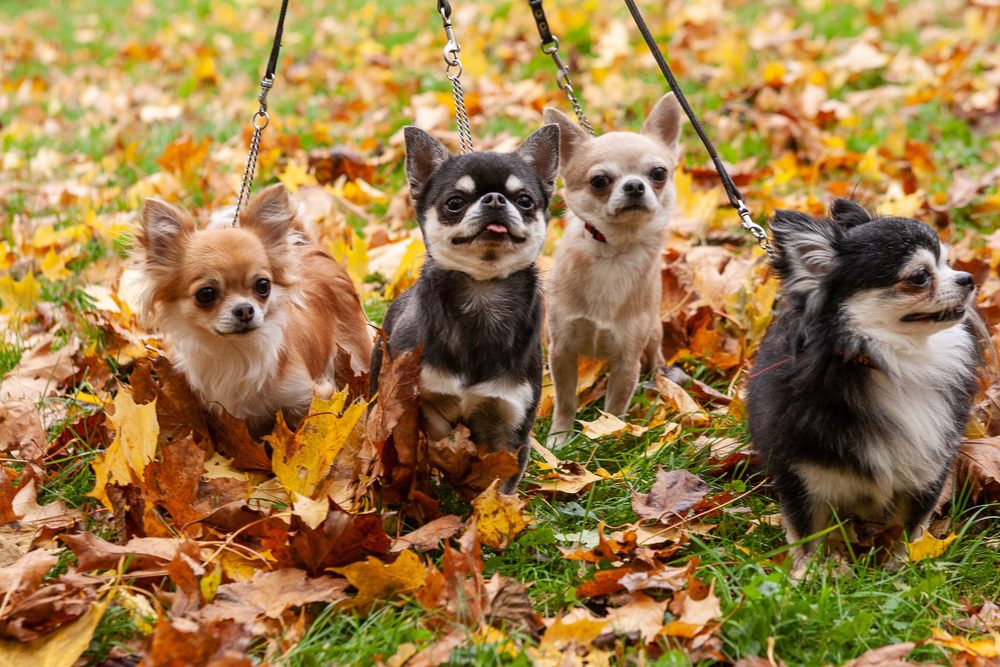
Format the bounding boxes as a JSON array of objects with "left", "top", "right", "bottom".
[
  {"left": 544, "top": 94, "right": 682, "bottom": 445},
  {"left": 135, "top": 184, "right": 372, "bottom": 434}
]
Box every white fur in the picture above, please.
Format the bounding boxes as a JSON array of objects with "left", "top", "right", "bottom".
[
  {"left": 150, "top": 281, "right": 318, "bottom": 429},
  {"left": 780, "top": 229, "right": 838, "bottom": 297},
  {"left": 423, "top": 206, "right": 546, "bottom": 281},
  {"left": 419, "top": 365, "right": 533, "bottom": 433},
  {"left": 505, "top": 175, "right": 524, "bottom": 192},
  {"left": 455, "top": 176, "right": 475, "bottom": 193},
  {"left": 801, "top": 311, "right": 975, "bottom": 518}
]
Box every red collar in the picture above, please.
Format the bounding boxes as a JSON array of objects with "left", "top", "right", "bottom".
[{"left": 584, "top": 222, "right": 607, "bottom": 243}]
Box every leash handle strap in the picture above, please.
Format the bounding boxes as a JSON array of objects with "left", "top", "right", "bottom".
[{"left": 621, "top": 0, "right": 773, "bottom": 256}]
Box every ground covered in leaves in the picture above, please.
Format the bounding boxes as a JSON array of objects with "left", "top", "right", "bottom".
[{"left": 3, "top": 0, "right": 1000, "bottom": 665}]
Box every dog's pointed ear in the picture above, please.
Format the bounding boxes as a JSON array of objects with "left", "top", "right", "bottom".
[
  {"left": 139, "top": 198, "right": 194, "bottom": 267},
  {"left": 516, "top": 123, "right": 560, "bottom": 198},
  {"left": 642, "top": 93, "right": 683, "bottom": 149},
  {"left": 241, "top": 184, "right": 295, "bottom": 249},
  {"left": 830, "top": 198, "right": 874, "bottom": 228},
  {"left": 543, "top": 108, "right": 586, "bottom": 170},
  {"left": 404, "top": 127, "right": 450, "bottom": 201},
  {"left": 770, "top": 209, "right": 839, "bottom": 294}
]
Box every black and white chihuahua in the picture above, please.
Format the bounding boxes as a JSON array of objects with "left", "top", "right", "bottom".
[
  {"left": 748, "top": 199, "right": 980, "bottom": 570},
  {"left": 370, "top": 124, "right": 560, "bottom": 492}
]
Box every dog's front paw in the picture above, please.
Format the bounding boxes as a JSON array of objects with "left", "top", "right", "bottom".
[{"left": 546, "top": 420, "right": 576, "bottom": 449}]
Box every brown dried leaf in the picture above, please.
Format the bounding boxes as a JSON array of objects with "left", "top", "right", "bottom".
[
  {"left": 390, "top": 515, "right": 464, "bottom": 553},
  {"left": 631, "top": 468, "right": 710, "bottom": 524},
  {"left": 144, "top": 615, "right": 251, "bottom": 667},
  {"left": 202, "top": 569, "right": 349, "bottom": 624},
  {"left": 0, "top": 335, "right": 78, "bottom": 406},
  {"left": 954, "top": 437, "right": 1000, "bottom": 503},
  {"left": 840, "top": 642, "right": 920, "bottom": 667}
]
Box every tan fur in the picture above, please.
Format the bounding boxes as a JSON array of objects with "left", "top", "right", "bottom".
[
  {"left": 135, "top": 184, "right": 371, "bottom": 433},
  {"left": 544, "top": 94, "right": 682, "bottom": 445}
]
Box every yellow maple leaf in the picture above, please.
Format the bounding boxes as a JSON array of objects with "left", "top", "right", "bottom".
[
  {"left": 0, "top": 272, "right": 40, "bottom": 315},
  {"left": 40, "top": 249, "right": 72, "bottom": 282},
  {"left": 89, "top": 388, "right": 159, "bottom": 509},
  {"left": 266, "top": 388, "right": 367, "bottom": 498},
  {"left": 277, "top": 160, "right": 317, "bottom": 193},
  {"left": 674, "top": 167, "right": 723, "bottom": 223},
  {"left": 907, "top": 531, "right": 957, "bottom": 561},
  {"left": 329, "top": 228, "right": 369, "bottom": 288},
  {"left": 471, "top": 480, "right": 533, "bottom": 550},
  {"left": 331, "top": 550, "right": 426, "bottom": 611},
  {"left": 382, "top": 237, "right": 425, "bottom": 300}
]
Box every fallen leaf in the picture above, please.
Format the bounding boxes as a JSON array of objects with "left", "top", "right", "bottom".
[
  {"left": 954, "top": 437, "right": 1000, "bottom": 503},
  {"left": 332, "top": 550, "right": 426, "bottom": 611},
  {"left": 390, "top": 515, "right": 464, "bottom": 553},
  {"left": 89, "top": 385, "right": 159, "bottom": 509},
  {"left": 631, "top": 468, "right": 710, "bottom": 524},
  {"left": 930, "top": 627, "right": 1000, "bottom": 658},
  {"left": 579, "top": 411, "right": 648, "bottom": 439},
  {"left": 841, "top": 642, "right": 920, "bottom": 667},
  {"left": 907, "top": 531, "right": 957, "bottom": 561},
  {"left": 471, "top": 480, "right": 532, "bottom": 550},
  {"left": 0, "top": 600, "right": 107, "bottom": 667}
]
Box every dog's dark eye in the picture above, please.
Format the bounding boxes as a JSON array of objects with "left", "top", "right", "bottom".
[
  {"left": 650, "top": 166, "right": 668, "bottom": 182},
  {"left": 907, "top": 268, "right": 932, "bottom": 288},
  {"left": 445, "top": 196, "right": 466, "bottom": 213},
  {"left": 589, "top": 174, "right": 610, "bottom": 190},
  {"left": 254, "top": 277, "right": 271, "bottom": 297},
  {"left": 516, "top": 193, "right": 534, "bottom": 210},
  {"left": 194, "top": 286, "right": 217, "bottom": 307}
]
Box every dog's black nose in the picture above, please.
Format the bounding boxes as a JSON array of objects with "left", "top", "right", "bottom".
[
  {"left": 481, "top": 192, "right": 507, "bottom": 209},
  {"left": 623, "top": 179, "right": 645, "bottom": 196},
  {"left": 956, "top": 272, "right": 974, "bottom": 290},
  {"left": 232, "top": 303, "right": 255, "bottom": 322}
]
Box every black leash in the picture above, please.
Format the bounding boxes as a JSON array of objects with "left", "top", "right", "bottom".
[
  {"left": 527, "top": 0, "right": 595, "bottom": 135},
  {"left": 232, "top": 0, "right": 291, "bottom": 225},
  {"left": 621, "top": 0, "right": 773, "bottom": 257}
]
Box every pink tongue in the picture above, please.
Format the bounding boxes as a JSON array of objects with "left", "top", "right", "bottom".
[{"left": 486, "top": 223, "right": 508, "bottom": 234}]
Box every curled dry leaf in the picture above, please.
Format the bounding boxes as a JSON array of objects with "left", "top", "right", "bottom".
[
  {"left": 631, "top": 468, "right": 710, "bottom": 525},
  {"left": 60, "top": 532, "right": 189, "bottom": 576},
  {"left": 144, "top": 615, "right": 252, "bottom": 667},
  {"left": 579, "top": 411, "right": 648, "bottom": 439},
  {"left": 0, "top": 334, "right": 79, "bottom": 407},
  {"left": 600, "top": 592, "right": 669, "bottom": 644},
  {"left": 471, "top": 480, "right": 532, "bottom": 551}
]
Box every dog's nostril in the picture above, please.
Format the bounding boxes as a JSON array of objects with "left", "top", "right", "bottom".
[
  {"left": 232, "top": 303, "right": 255, "bottom": 322},
  {"left": 482, "top": 192, "right": 505, "bottom": 208},
  {"left": 956, "top": 272, "right": 974, "bottom": 289},
  {"left": 623, "top": 179, "right": 645, "bottom": 196}
]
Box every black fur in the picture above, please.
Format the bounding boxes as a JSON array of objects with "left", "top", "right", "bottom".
[
  {"left": 748, "top": 199, "right": 980, "bottom": 550},
  {"left": 371, "top": 126, "right": 559, "bottom": 492}
]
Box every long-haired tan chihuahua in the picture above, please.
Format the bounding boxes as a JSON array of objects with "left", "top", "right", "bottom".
[{"left": 543, "top": 94, "right": 682, "bottom": 446}]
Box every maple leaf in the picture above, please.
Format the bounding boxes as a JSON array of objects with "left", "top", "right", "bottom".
[
  {"left": 841, "top": 642, "right": 920, "bottom": 667},
  {"left": 0, "top": 599, "right": 108, "bottom": 666},
  {"left": 266, "top": 388, "right": 367, "bottom": 499},
  {"left": 332, "top": 549, "right": 427, "bottom": 612},
  {"left": 390, "top": 514, "right": 464, "bottom": 553},
  {"left": 155, "top": 135, "right": 211, "bottom": 178},
  {"left": 0, "top": 272, "right": 40, "bottom": 315},
  {"left": 471, "top": 480, "right": 533, "bottom": 550},
  {"left": 89, "top": 385, "right": 159, "bottom": 510}
]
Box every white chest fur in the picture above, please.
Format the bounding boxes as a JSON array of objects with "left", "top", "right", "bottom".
[
  {"left": 419, "top": 365, "right": 533, "bottom": 435},
  {"left": 796, "top": 323, "right": 974, "bottom": 513}
]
